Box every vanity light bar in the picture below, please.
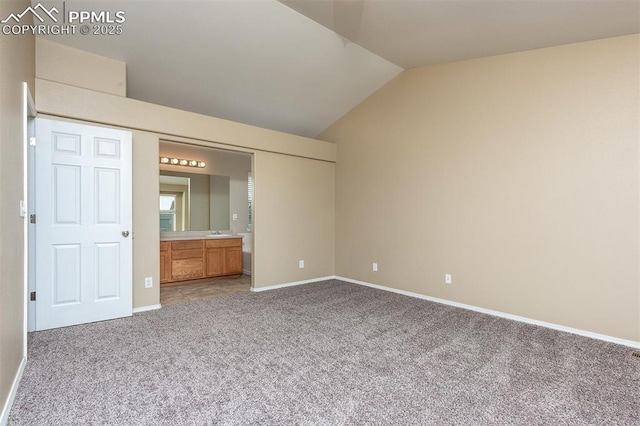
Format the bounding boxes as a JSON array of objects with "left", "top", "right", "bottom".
[{"left": 159, "top": 157, "right": 206, "bottom": 168}]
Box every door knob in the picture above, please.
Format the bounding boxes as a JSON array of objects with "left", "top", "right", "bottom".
[{"left": 122, "top": 230, "right": 130, "bottom": 237}]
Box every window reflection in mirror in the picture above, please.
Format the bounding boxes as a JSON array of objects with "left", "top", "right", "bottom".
[
  {"left": 159, "top": 175, "right": 190, "bottom": 231},
  {"left": 159, "top": 194, "right": 177, "bottom": 231}
]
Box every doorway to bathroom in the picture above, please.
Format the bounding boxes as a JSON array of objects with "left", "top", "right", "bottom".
[{"left": 158, "top": 140, "right": 253, "bottom": 306}]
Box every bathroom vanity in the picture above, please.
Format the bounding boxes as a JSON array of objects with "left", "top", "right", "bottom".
[{"left": 160, "top": 236, "right": 243, "bottom": 285}]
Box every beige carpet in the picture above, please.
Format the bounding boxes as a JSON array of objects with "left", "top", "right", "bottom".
[{"left": 9, "top": 280, "right": 640, "bottom": 425}]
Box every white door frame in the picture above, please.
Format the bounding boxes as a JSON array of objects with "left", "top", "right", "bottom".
[{"left": 23, "top": 83, "right": 35, "bottom": 351}]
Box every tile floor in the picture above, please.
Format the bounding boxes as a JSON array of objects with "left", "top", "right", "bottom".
[{"left": 160, "top": 274, "right": 252, "bottom": 306}]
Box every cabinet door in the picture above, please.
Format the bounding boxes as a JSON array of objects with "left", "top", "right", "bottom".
[
  {"left": 160, "top": 251, "right": 171, "bottom": 283},
  {"left": 206, "top": 248, "right": 224, "bottom": 277},
  {"left": 171, "top": 259, "right": 204, "bottom": 281},
  {"left": 224, "top": 247, "right": 243, "bottom": 275}
]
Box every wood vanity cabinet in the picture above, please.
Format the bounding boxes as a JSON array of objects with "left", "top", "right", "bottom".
[
  {"left": 170, "top": 240, "right": 205, "bottom": 282},
  {"left": 225, "top": 247, "right": 242, "bottom": 275},
  {"left": 160, "top": 237, "right": 242, "bottom": 285},
  {"left": 205, "top": 247, "right": 224, "bottom": 277},
  {"left": 160, "top": 242, "right": 171, "bottom": 283},
  {"left": 206, "top": 238, "right": 242, "bottom": 276}
]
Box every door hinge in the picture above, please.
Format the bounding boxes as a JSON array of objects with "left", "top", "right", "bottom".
[
  {"left": 30, "top": 214, "right": 36, "bottom": 224},
  {"left": 30, "top": 291, "right": 36, "bottom": 301},
  {"left": 29, "top": 137, "right": 36, "bottom": 147}
]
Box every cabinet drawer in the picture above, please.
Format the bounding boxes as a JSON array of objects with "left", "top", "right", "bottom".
[
  {"left": 206, "top": 238, "right": 242, "bottom": 249},
  {"left": 171, "top": 259, "right": 204, "bottom": 281},
  {"left": 171, "top": 248, "right": 204, "bottom": 260},
  {"left": 171, "top": 240, "right": 204, "bottom": 251},
  {"left": 160, "top": 241, "right": 171, "bottom": 252}
]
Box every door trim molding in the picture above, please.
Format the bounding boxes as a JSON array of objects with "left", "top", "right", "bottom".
[{"left": 23, "top": 82, "right": 35, "bottom": 358}]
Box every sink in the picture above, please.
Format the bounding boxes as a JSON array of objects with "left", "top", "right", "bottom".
[{"left": 206, "top": 234, "right": 234, "bottom": 238}]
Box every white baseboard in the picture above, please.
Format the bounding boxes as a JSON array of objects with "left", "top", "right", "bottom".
[
  {"left": 242, "top": 269, "right": 251, "bottom": 276},
  {"left": 132, "top": 304, "right": 161, "bottom": 314},
  {"left": 251, "top": 276, "right": 335, "bottom": 292},
  {"left": 335, "top": 276, "right": 640, "bottom": 349},
  {"left": 0, "top": 356, "right": 26, "bottom": 426}
]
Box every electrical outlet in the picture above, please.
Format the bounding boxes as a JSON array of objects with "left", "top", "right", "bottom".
[
  {"left": 445, "top": 274, "right": 452, "bottom": 284},
  {"left": 144, "top": 277, "right": 153, "bottom": 288},
  {"left": 372, "top": 262, "right": 378, "bottom": 272},
  {"left": 299, "top": 260, "right": 305, "bottom": 269},
  {"left": 232, "top": 213, "right": 238, "bottom": 221}
]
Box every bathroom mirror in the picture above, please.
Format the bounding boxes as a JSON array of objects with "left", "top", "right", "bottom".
[{"left": 160, "top": 171, "right": 230, "bottom": 231}]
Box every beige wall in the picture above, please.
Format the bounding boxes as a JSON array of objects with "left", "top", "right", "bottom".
[
  {"left": 0, "top": 0, "right": 34, "bottom": 419},
  {"left": 254, "top": 152, "right": 335, "bottom": 287},
  {"left": 320, "top": 35, "right": 640, "bottom": 342},
  {"left": 132, "top": 131, "right": 160, "bottom": 308},
  {"left": 37, "top": 79, "right": 335, "bottom": 162},
  {"left": 36, "top": 39, "right": 126, "bottom": 96}
]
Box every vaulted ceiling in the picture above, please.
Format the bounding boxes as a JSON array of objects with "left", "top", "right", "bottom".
[{"left": 38, "top": 0, "right": 639, "bottom": 138}]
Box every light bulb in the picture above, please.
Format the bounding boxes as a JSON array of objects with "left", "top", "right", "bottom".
[{"left": 170, "top": 158, "right": 179, "bottom": 165}]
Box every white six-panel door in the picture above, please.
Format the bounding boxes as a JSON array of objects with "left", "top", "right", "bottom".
[{"left": 35, "top": 118, "right": 132, "bottom": 330}]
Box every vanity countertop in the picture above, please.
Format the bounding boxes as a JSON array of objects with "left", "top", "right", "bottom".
[{"left": 160, "top": 232, "right": 243, "bottom": 241}]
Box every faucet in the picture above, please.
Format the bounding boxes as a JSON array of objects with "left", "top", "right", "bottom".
[{"left": 211, "top": 230, "right": 221, "bottom": 235}]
